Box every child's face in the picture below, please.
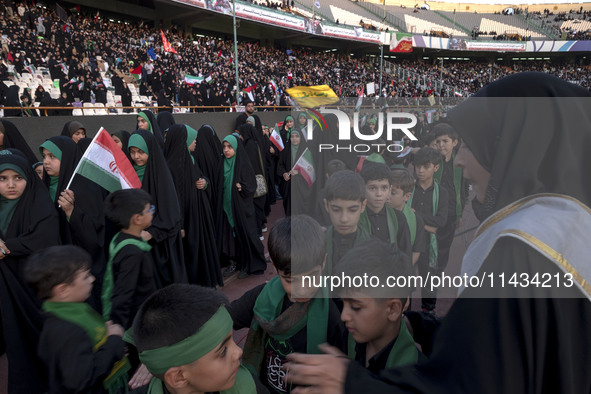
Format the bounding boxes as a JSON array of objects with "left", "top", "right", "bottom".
[
  {"left": 277, "top": 265, "right": 323, "bottom": 303},
  {"left": 129, "top": 147, "right": 149, "bottom": 167},
  {"left": 34, "top": 165, "right": 44, "bottom": 179},
  {"left": 111, "top": 134, "right": 123, "bottom": 149},
  {"left": 138, "top": 203, "right": 155, "bottom": 229},
  {"left": 223, "top": 141, "right": 235, "bottom": 159},
  {"left": 290, "top": 132, "right": 300, "bottom": 146},
  {"left": 341, "top": 296, "right": 397, "bottom": 345},
  {"left": 324, "top": 198, "right": 366, "bottom": 235},
  {"left": 63, "top": 268, "right": 94, "bottom": 303},
  {"left": 415, "top": 163, "right": 438, "bottom": 184},
  {"left": 365, "top": 179, "right": 391, "bottom": 213},
  {"left": 42, "top": 148, "right": 61, "bottom": 177},
  {"left": 188, "top": 138, "right": 196, "bottom": 152},
  {"left": 183, "top": 331, "right": 242, "bottom": 392},
  {"left": 285, "top": 119, "right": 293, "bottom": 129},
  {"left": 137, "top": 117, "right": 149, "bottom": 130},
  {"left": 71, "top": 128, "right": 86, "bottom": 144},
  {"left": 434, "top": 135, "right": 458, "bottom": 160},
  {"left": 0, "top": 169, "right": 27, "bottom": 200},
  {"left": 388, "top": 186, "right": 410, "bottom": 211}
]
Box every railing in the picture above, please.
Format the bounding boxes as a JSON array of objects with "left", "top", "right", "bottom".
[{"left": 354, "top": 0, "right": 407, "bottom": 32}]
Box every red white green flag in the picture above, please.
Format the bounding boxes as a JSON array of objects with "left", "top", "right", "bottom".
[
  {"left": 66, "top": 127, "right": 141, "bottom": 192},
  {"left": 292, "top": 148, "right": 315, "bottom": 187},
  {"left": 389, "top": 33, "right": 413, "bottom": 53},
  {"left": 270, "top": 127, "right": 284, "bottom": 152}
]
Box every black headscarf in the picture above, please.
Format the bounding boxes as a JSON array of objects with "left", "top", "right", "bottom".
[
  {"left": 195, "top": 124, "right": 223, "bottom": 210},
  {"left": 156, "top": 111, "right": 176, "bottom": 134},
  {"left": 447, "top": 72, "right": 591, "bottom": 219},
  {"left": 163, "top": 124, "right": 222, "bottom": 287},
  {"left": 110, "top": 130, "right": 131, "bottom": 153},
  {"left": 129, "top": 129, "right": 186, "bottom": 286},
  {"left": 0, "top": 120, "right": 39, "bottom": 165},
  {"left": 136, "top": 110, "right": 165, "bottom": 148},
  {"left": 0, "top": 151, "right": 59, "bottom": 393}
]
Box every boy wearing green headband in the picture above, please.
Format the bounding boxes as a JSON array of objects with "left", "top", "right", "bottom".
[
  {"left": 335, "top": 239, "right": 420, "bottom": 374},
  {"left": 230, "top": 215, "right": 343, "bottom": 394},
  {"left": 132, "top": 284, "right": 268, "bottom": 394},
  {"left": 25, "top": 245, "right": 130, "bottom": 394}
]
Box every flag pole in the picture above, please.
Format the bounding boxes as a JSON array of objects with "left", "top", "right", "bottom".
[
  {"left": 64, "top": 127, "right": 105, "bottom": 191},
  {"left": 232, "top": 0, "right": 240, "bottom": 106}
]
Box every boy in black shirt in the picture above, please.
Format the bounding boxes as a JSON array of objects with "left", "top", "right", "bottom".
[
  {"left": 323, "top": 170, "right": 371, "bottom": 273},
  {"left": 103, "top": 189, "right": 157, "bottom": 329},
  {"left": 25, "top": 245, "right": 129, "bottom": 394},
  {"left": 410, "top": 148, "right": 448, "bottom": 313},
  {"left": 230, "top": 215, "right": 343, "bottom": 394},
  {"left": 359, "top": 163, "right": 412, "bottom": 260}
]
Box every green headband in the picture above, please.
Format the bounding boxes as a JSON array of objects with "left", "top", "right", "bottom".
[
  {"left": 0, "top": 163, "right": 28, "bottom": 180},
  {"left": 138, "top": 306, "right": 233, "bottom": 375},
  {"left": 128, "top": 134, "right": 149, "bottom": 156},
  {"left": 186, "top": 126, "right": 198, "bottom": 149},
  {"left": 39, "top": 140, "right": 62, "bottom": 161},
  {"left": 138, "top": 112, "right": 153, "bottom": 132}
]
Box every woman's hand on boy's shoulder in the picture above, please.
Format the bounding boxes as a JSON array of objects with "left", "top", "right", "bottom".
[{"left": 106, "top": 321, "right": 124, "bottom": 337}]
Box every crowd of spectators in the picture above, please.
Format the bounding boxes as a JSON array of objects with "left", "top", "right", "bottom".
[{"left": 0, "top": 0, "right": 589, "bottom": 115}]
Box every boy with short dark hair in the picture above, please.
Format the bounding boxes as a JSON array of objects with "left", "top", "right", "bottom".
[
  {"left": 323, "top": 170, "right": 371, "bottom": 273},
  {"left": 25, "top": 245, "right": 129, "bottom": 394},
  {"left": 230, "top": 215, "right": 343, "bottom": 394},
  {"left": 389, "top": 168, "right": 426, "bottom": 265},
  {"left": 313, "top": 159, "right": 346, "bottom": 227},
  {"left": 432, "top": 123, "right": 468, "bottom": 276},
  {"left": 410, "top": 148, "right": 448, "bottom": 313},
  {"left": 358, "top": 163, "right": 412, "bottom": 260},
  {"left": 335, "top": 239, "right": 419, "bottom": 373},
  {"left": 132, "top": 284, "right": 268, "bottom": 393},
  {"left": 103, "top": 189, "right": 157, "bottom": 329}
]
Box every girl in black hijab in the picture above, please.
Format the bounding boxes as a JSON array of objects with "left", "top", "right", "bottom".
[
  {"left": 163, "top": 124, "right": 223, "bottom": 287},
  {"left": 217, "top": 135, "right": 267, "bottom": 278},
  {"left": 128, "top": 129, "right": 187, "bottom": 286},
  {"left": 109, "top": 130, "right": 131, "bottom": 152},
  {"left": 60, "top": 120, "right": 87, "bottom": 144},
  {"left": 136, "top": 109, "right": 165, "bottom": 148},
  {"left": 195, "top": 124, "right": 223, "bottom": 212},
  {"left": 156, "top": 111, "right": 176, "bottom": 135},
  {"left": 277, "top": 129, "right": 312, "bottom": 216},
  {"left": 0, "top": 120, "right": 39, "bottom": 165},
  {"left": 0, "top": 151, "right": 60, "bottom": 393},
  {"left": 39, "top": 136, "right": 107, "bottom": 307}
]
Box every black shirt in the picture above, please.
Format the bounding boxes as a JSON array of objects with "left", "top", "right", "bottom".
[
  {"left": 440, "top": 158, "right": 457, "bottom": 219},
  {"left": 411, "top": 182, "right": 448, "bottom": 229},
  {"left": 366, "top": 207, "right": 389, "bottom": 243},
  {"left": 230, "top": 283, "right": 344, "bottom": 394},
  {"left": 332, "top": 230, "right": 358, "bottom": 268}
]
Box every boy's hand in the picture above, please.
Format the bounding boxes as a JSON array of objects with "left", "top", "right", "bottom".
[
  {"left": 269, "top": 146, "right": 275, "bottom": 154},
  {"left": 106, "top": 321, "right": 124, "bottom": 337},
  {"left": 285, "top": 343, "right": 349, "bottom": 394},
  {"left": 283, "top": 172, "right": 290, "bottom": 181},
  {"left": 129, "top": 363, "right": 153, "bottom": 389},
  {"left": 236, "top": 182, "right": 242, "bottom": 192},
  {"left": 140, "top": 230, "right": 153, "bottom": 242},
  {"left": 58, "top": 189, "right": 75, "bottom": 218}
]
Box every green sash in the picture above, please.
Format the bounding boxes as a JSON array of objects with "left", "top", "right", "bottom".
[
  {"left": 402, "top": 204, "right": 417, "bottom": 247},
  {"left": 408, "top": 182, "right": 439, "bottom": 269},
  {"left": 102, "top": 232, "right": 152, "bottom": 321},
  {"left": 133, "top": 164, "right": 146, "bottom": 184},
  {"left": 358, "top": 207, "right": 399, "bottom": 245},
  {"left": 346, "top": 319, "right": 418, "bottom": 369},
  {"left": 242, "top": 276, "right": 329, "bottom": 377},
  {"left": 42, "top": 302, "right": 130, "bottom": 393},
  {"left": 434, "top": 154, "right": 463, "bottom": 219},
  {"left": 325, "top": 225, "right": 371, "bottom": 275}
]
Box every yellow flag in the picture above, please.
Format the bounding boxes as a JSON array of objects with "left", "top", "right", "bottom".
[{"left": 286, "top": 85, "right": 339, "bottom": 108}]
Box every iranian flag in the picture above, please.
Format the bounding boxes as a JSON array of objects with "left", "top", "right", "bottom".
[
  {"left": 65, "top": 128, "right": 141, "bottom": 192},
  {"left": 389, "top": 33, "right": 413, "bottom": 53},
  {"left": 270, "top": 128, "right": 284, "bottom": 152},
  {"left": 184, "top": 74, "right": 203, "bottom": 85},
  {"left": 293, "top": 148, "right": 315, "bottom": 187}
]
